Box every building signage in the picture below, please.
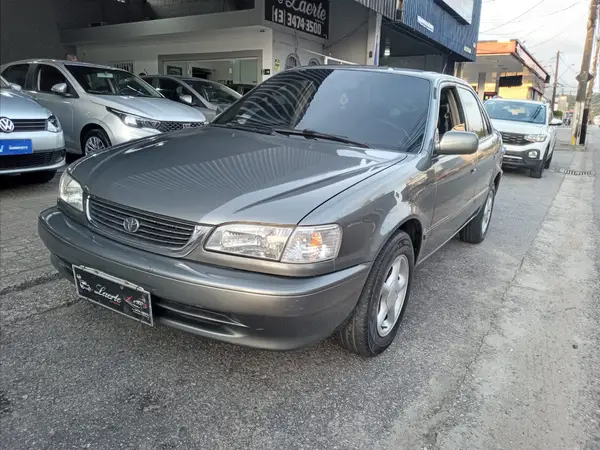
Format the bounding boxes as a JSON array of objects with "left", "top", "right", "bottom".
[
  {"left": 435, "top": 0, "right": 474, "bottom": 24},
  {"left": 417, "top": 16, "right": 435, "bottom": 33},
  {"left": 265, "top": 0, "right": 329, "bottom": 39}
]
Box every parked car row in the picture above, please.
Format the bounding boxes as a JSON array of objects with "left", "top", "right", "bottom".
[{"left": 0, "top": 59, "right": 243, "bottom": 182}]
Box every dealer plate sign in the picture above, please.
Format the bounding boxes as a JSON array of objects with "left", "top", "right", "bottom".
[
  {"left": 0, "top": 139, "right": 33, "bottom": 156},
  {"left": 265, "top": 0, "right": 329, "bottom": 39}
]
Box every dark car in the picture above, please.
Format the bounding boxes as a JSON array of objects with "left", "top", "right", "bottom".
[
  {"left": 38, "top": 66, "right": 502, "bottom": 356},
  {"left": 228, "top": 83, "right": 255, "bottom": 95},
  {"left": 142, "top": 75, "right": 241, "bottom": 122}
]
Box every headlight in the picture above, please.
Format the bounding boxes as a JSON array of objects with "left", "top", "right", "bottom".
[
  {"left": 59, "top": 171, "right": 83, "bottom": 212},
  {"left": 205, "top": 223, "right": 342, "bottom": 263},
  {"left": 107, "top": 107, "right": 160, "bottom": 130},
  {"left": 524, "top": 134, "right": 547, "bottom": 143},
  {"left": 46, "top": 115, "right": 62, "bottom": 133}
]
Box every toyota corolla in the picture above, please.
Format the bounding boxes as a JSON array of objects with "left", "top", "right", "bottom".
[{"left": 38, "top": 66, "right": 502, "bottom": 356}]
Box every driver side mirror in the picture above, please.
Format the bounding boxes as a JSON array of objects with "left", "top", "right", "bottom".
[
  {"left": 550, "top": 117, "right": 563, "bottom": 126},
  {"left": 179, "top": 94, "right": 193, "bottom": 105},
  {"left": 436, "top": 131, "right": 479, "bottom": 155},
  {"left": 10, "top": 83, "right": 22, "bottom": 91},
  {"left": 51, "top": 83, "right": 69, "bottom": 96}
]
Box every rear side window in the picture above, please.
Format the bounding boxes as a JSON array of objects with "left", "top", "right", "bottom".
[
  {"left": 2, "top": 64, "right": 30, "bottom": 87},
  {"left": 457, "top": 88, "right": 488, "bottom": 138}
]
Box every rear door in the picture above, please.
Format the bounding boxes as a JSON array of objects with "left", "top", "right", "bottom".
[{"left": 456, "top": 87, "right": 498, "bottom": 203}]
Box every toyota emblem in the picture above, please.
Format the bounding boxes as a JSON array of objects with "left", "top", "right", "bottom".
[
  {"left": 0, "top": 117, "right": 15, "bottom": 133},
  {"left": 123, "top": 217, "right": 140, "bottom": 233}
]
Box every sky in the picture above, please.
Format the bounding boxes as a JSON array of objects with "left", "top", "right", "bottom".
[{"left": 479, "top": 0, "right": 591, "bottom": 95}]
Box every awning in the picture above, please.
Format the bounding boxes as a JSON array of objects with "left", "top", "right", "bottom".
[{"left": 352, "top": 0, "right": 397, "bottom": 19}]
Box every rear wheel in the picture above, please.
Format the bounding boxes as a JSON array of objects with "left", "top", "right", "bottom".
[
  {"left": 83, "top": 128, "right": 111, "bottom": 155},
  {"left": 459, "top": 184, "right": 496, "bottom": 244},
  {"left": 337, "top": 231, "right": 414, "bottom": 356}
]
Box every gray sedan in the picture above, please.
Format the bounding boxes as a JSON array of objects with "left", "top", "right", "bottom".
[
  {"left": 38, "top": 66, "right": 502, "bottom": 356},
  {"left": 0, "top": 75, "right": 65, "bottom": 182}
]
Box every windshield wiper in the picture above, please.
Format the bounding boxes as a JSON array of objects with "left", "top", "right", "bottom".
[
  {"left": 211, "top": 122, "right": 274, "bottom": 135},
  {"left": 272, "top": 127, "right": 370, "bottom": 148}
]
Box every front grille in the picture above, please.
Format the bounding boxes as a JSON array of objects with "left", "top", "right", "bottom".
[
  {"left": 0, "top": 151, "right": 54, "bottom": 170},
  {"left": 1, "top": 119, "right": 47, "bottom": 133},
  {"left": 501, "top": 132, "right": 528, "bottom": 146},
  {"left": 157, "top": 121, "right": 204, "bottom": 133},
  {"left": 87, "top": 197, "right": 197, "bottom": 250}
]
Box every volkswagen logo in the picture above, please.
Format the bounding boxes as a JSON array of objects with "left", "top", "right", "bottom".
[
  {"left": 0, "top": 117, "right": 15, "bottom": 133},
  {"left": 123, "top": 217, "right": 140, "bottom": 233}
]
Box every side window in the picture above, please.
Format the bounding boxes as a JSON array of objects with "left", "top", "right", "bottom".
[
  {"left": 457, "top": 88, "right": 488, "bottom": 138},
  {"left": 37, "top": 65, "right": 70, "bottom": 93},
  {"left": 437, "top": 87, "right": 466, "bottom": 138},
  {"left": 2, "top": 64, "right": 30, "bottom": 87},
  {"left": 142, "top": 77, "right": 158, "bottom": 88},
  {"left": 157, "top": 78, "right": 182, "bottom": 102}
]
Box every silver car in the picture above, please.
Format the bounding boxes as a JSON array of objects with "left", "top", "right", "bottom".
[
  {"left": 142, "top": 75, "right": 241, "bottom": 122},
  {"left": 0, "top": 75, "right": 65, "bottom": 182},
  {"left": 0, "top": 60, "right": 207, "bottom": 155}
]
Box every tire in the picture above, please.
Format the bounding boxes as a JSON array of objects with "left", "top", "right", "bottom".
[
  {"left": 459, "top": 184, "right": 496, "bottom": 244},
  {"left": 544, "top": 153, "right": 553, "bottom": 169},
  {"left": 82, "top": 128, "right": 111, "bottom": 155},
  {"left": 23, "top": 170, "right": 57, "bottom": 184},
  {"left": 530, "top": 162, "right": 544, "bottom": 178},
  {"left": 337, "top": 231, "right": 414, "bottom": 357}
]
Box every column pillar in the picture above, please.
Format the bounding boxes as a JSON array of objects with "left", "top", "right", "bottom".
[
  {"left": 477, "top": 72, "right": 487, "bottom": 100},
  {"left": 366, "top": 11, "right": 382, "bottom": 66}
]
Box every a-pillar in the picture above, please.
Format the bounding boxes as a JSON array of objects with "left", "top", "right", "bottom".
[
  {"left": 366, "top": 10, "right": 382, "bottom": 66},
  {"left": 477, "top": 72, "right": 487, "bottom": 100}
]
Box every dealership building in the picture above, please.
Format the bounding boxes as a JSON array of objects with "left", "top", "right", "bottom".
[{"left": 2, "top": 0, "right": 482, "bottom": 87}]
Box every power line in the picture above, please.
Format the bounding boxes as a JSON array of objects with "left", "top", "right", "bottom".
[
  {"left": 528, "top": 21, "right": 577, "bottom": 48},
  {"left": 481, "top": 0, "right": 547, "bottom": 33},
  {"left": 481, "top": 0, "right": 584, "bottom": 24}
]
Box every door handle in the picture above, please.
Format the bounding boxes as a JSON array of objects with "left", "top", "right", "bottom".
[{"left": 471, "top": 167, "right": 477, "bottom": 173}]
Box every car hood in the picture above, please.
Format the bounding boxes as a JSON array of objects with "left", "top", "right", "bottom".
[
  {"left": 71, "top": 126, "right": 404, "bottom": 225},
  {"left": 90, "top": 95, "right": 207, "bottom": 122},
  {"left": 0, "top": 89, "right": 50, "bottom": 119},
  {"left": 491, "top": 119, "right": 547, "bottom": 135}
]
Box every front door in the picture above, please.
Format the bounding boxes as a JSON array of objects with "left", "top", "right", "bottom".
[
  {"left": 422, "top": 86, "right": 478, "bottom": 257},
  {"left": 28, "top": 64, "right": 77, "bottom": 151}
]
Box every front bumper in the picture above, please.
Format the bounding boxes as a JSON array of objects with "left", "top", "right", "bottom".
[
  {"left": 501, "top": 143, "right": 545, "bottom": 170},
  {"left": 0, "top": 149, "right": 66, "bottom": 175},
  {"left": 38, "top": 207, "right": 368, "bottom": 350}
]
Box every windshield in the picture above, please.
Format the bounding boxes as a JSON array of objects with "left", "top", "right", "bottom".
[
  {"left": 65, "top": 65, "right": 161, "bottom": 98},
  {"left": 185, "top": 79, "right": 241, "bottom": 105},
  {"left": 484, "top": 100, "right": 547, "bottom": 124},
  {"left": 213, "top": 69, "right": 431, "bottom": 152}
]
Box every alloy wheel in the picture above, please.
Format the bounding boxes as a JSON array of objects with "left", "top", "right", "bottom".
[
  {"left": 376, "top": 254, "right": 410, "bottom": 337},
  {"left": 85, "top": 136, "right": 106, "bottom": 154},
  {"left": 481, "top": 191, "right": 494, "bottom": 234}
]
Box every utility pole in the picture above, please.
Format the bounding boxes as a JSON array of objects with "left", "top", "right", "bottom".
[
  {"left": 551, "top": 50, "right": 561, "bottom": 115},
  {"left": 572, "top": 0, "right": 599, "bottom": 145},
  {"left": 584, "top": 19, "right": 600, "bottom": 131}
]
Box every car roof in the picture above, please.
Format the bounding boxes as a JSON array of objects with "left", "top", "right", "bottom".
[
  {"left": 288, "top": 65, "right": 472, "bottom": 88},
  {"left": 5, "top": 59, "right": 123, "bottom": 71},
  {"left": 485, "top": 97, "right": 547, "bottom": 106}
]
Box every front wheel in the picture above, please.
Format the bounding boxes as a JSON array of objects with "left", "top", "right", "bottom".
[
  {"left": 337, "top": 231, "right": 414, "bottom": 356},
  {"left": 530, "top": 162, "right": 544, "bottom": 178},
  {"left": 460, "top": 184, "right": 496, "bottom": 244},
  {"left": 544, "top": 153, "right": 553, "bottom": 169},
  {"left": 83, "top": 128, "right": 111, "bottom": 155}
]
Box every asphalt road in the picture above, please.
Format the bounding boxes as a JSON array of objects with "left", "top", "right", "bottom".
[{"left": 1, "top": 128, "right": 598, "bottom": 450}]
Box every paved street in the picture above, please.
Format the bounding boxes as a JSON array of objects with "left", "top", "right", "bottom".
[{"left": 1, "top": 128, "right": 599, "bottom": 450}]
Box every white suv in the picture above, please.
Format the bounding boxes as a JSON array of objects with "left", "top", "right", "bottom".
[{"left": 484, "top": 98, "right": 561, "bottom": 178}]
